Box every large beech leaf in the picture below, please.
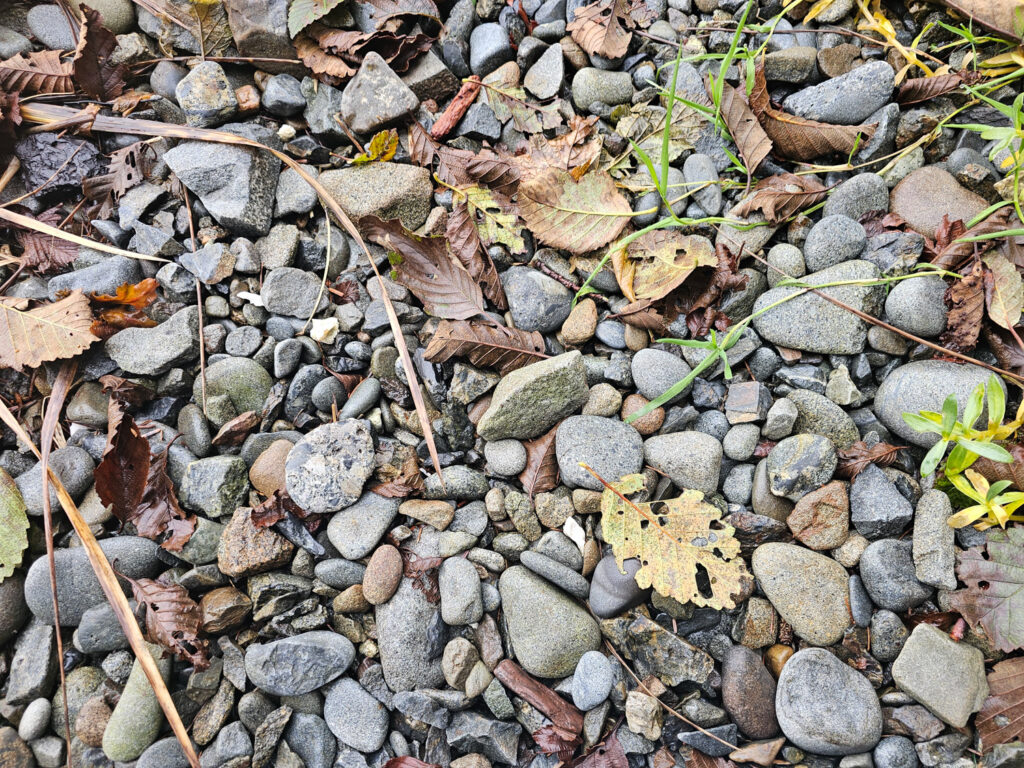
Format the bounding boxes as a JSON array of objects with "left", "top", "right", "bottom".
[
  {"left": 362, "top": 216, "right": 484, "bottom": 320},
  {"left": 0, "top": 468, "right": 28, "bottom": 582},
  {"left": 423, "top": 320, "right": 548, "bottom": 375},
  {"left": 949, "top": 527, "right": 1024, "bottom": 652},
  {"left": 567, "top": 0, "right": 633, "bottom": 59},
  {"left": 976, "top": 656, "right": 1024, "bottom": 750},
  {"left": 445, "top": 202, "right": 508, "bottom": 309},
  {"left": 127, "top": 576, "right": 209, "bottom": 668},
  {"left": 941, "top": 0, "right": 1024, "bottom": 39},
  {"left": 0, "top": 291, "right": 98, "bottom": 373},
  {"left": 984, "top": 251, "right": 1024, "bottom": 330},
  {"left": 518, "top": 169, "right": 631, "bottom": 254},
  {"left": 600, "top": 473, "right": 753, "bottom": 609},
  {"left": 0, "top": 50, "right": 73, "bottom": 94},
  {"left": 287, "top": 0, "right": 345, "bottom": 36},
  {"left": 612, "top": 230, "right": 716, "bottom": 302}
]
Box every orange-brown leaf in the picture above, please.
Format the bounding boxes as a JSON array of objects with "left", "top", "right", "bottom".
[
  {"left": 294, "top": 33, "right": 357, "bottom": 84},
  {"left": 733, "top": 173, "right": 828, "bottom": 223},
  {"left": 91, "top": 278, "right": 159, "bottom": 308},
  {"left": 519, "top": 424, "right": 560, "bottom": 498},
  {"left": 709, "top": 76, "right": 772, "bottom": 175},
  {"left": 250, "top": 489, "right": 306, "bottom": 528},
  {"left": 127, "top": 576, "right": 209, "bottom": 669},
  {"left": 423, "top": 319, "right": 548, "bottom": 376},
  {"left": 211, "top": 411, "right": 259, "bottom": 447},
  {"left": 0, "top": 50, "right": 73, "bottom": 94}
]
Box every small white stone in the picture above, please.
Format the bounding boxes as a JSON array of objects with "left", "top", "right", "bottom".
[{"left": 311, "top": 317, "right": 339, "bottom": 344}]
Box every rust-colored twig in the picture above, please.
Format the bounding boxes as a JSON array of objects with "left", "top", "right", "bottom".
[
  {"left": 494, "top": 660, "right": 584, "bottom": 735},
  {"left": 431, "top": 76, "right": 482, "bottom": 140}
]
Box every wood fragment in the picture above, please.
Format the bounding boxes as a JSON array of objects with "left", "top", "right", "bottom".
[{"left": 431, "top": 76, "right": 482, "bottom": 139}]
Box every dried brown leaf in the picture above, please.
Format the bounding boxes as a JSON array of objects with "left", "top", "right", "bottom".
[
  {"left": 984, "top": 251, "right": 1024, "bottom": 330},
  {"left": 0, "top": 292, "right": 98, "bottom": 373},
  {"left": 401, "top": 547, "right": 442, "bottom": 602},
  {"left": 424, "top": 319, "right": 548, "bottom": 376},
  {"left": 361, "top": 216, "right": 485, "bottom": 320},
  {"left": 0, "top": 91, "right": 21, "bottom": 154},
  {"left": 974, "top": 443, "right": 1024, "bottom": 491},
  {"left": 567, "top": 0, "right": 652, "bottom": 59},
  {"left": 382, "top": 758, "right": 439, "bottom": 768},
  {"left": 733, "top": 173, "right": 828, "bottom": 223},
  {"left": 940, "top": 258, "right": 985, "bottom": 354},
  {"left": 896, "top": 70, "right": 985, "bottom": 105},
  {"left": 250, "top": 489, "right": 305, "bottom": 528},
  {"left": 948, "top": 526, "right": 1024, "bottom": 652},
  {"left": 520, "top": 424, "right": 560, "bottom": 498},
  {"left": 0, "top": 50, "right": 73, "bottom": 94},
  {"left": 976, "top": 656, "right": 1024, "bottom": 751},
  {"left": 91, "top": 278, "right": 160, "bottom": 308},
  {"left": 708, "top": 76, "right": 772, "bottom": 175},
  {"left": 835, "top": 440, "right": 905, "bottom": 480},
  {"left": 294, "top": 32, "right": 357, "bottom": 84},
  {"left": 369, "top": 453, "right": 423, "bottom": 498},
  {"left": 608, "top": 298, "right": 667, "bottom": 332},
  {"left": 73, "top": 5, "right": 127, "bottom": 100},
  {"left": 749, "top": 64, "right": 875, "bottom": 161},
  {"left": 574, "top": 732, "right": 628, "bottom": 768},
  {"left": 127, "top": 576, "right": 209, "bottom": 669},
  {"left": 83, "top": 142, "right": 156, "bottom": 200},
  {"left": 534, "top": 724, "right": 581, "bottom": 760},
  {"left": 613, "top": 230, "right": 718, "bottom": 303},
  {"left": 940, "top": 0, "right": 1024, "bottom": 39},
  {"left": 983, "top": 324, "right": 1024, "bottom": 376},
  {"left": 211, "top": 410, "right": 259, "bottom": 446},
  {"left": 930, "top": 209, "right": 1010, "bottom": 270},
  {"left": 16, "top": 207, "right": 78, "bottom": 274},
  {"left": 446, "top": 201, "right": 508, "bottom": 310}
]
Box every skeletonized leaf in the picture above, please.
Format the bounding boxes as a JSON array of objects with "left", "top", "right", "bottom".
[
  {"left": 948, "top": 526, "right": 1024, "bottom": 652},
  {"left": 423, "top": 319, "right": 548, "bottom": 375},
  {"left": 83, "top": 142, "right": 155, "bottom": 200},
  {"left": 600, "top": 473, "right": 753, "bottom": 609},
  {"left": 709, "top": 77, "right": 772, "bottom": 175},
  {"left": 127, "top": 576, "right": 209, "bottom": 669},
  {"left": 0, "top": 292, "right": 98, "bottom": 372},
  {"left": 521, "top": 115, "right": 602, "bottom": 181},
  {"left": 73, "top": 5, "right": 127, "bottom": 100},
  {"left": 520, "top": 425, "right": 560, "bottom": 498},
  {"left": 613, "top": 230, "right": 716, "bottom": 302},
  {"left": 518, "top": 168, "right": 631, "bottom": 254},
  {"left": 984, "top": 251, "right": 1024, "bottom": 329},
  {"left": 362, "top": 216, "right": 485, "bottom": 320},
  {"left": 0, "top": 469, "right": 28, "bottom": 582},
  {"left": 482, "top": 81, "right": 562, "bottom": 134},
  {"left": 940, "top": 0, "right": 1024, "bottom": 39},
  {"left": 976, "top": 656, "right": 1024, "bottom": 750},
  {"left": 732, "top": 173, "right": 828, "bottom": 223},
  {"left": 288, "top": 0, "right": 345, "bottom": 36},
  {"left": 939, "top": 257, "right": 985, "bottom": 354},
  {"left": 0, "top": 50, "right": 73, "bottom": 94},
  {"left": 896, "top": 70, "right": 985, "bottom": 105},
  {"left": 749, "top": 64, "right": 876, "bottom": 161}
]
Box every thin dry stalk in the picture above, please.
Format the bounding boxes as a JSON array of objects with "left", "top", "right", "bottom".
[
  {"left": 18, "top": 103, "right": 447, "bottom": 489},
  {"left": 39, "top": 362, "right": 75, "bottom": 768},
  {"left": 180, "top": 185, "right": 207, "bottom": 413},
  {"left": 0, "top": 207, "right": 167, "bottom": 263},
  {"left": 0, "top": 401, "right": 201, "bottom": 768},
  {"left": 0, "top": 156, "right": 21, "bottom": 197}
]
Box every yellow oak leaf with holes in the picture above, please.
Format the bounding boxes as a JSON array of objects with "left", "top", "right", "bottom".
[{"left": 599, "top": 473, "right": 753, "bottom": 610}]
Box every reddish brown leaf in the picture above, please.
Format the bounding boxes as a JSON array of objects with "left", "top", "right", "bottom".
[
  {"left": 930, "top": 209, "right": 1010, "bottom": 270},
  {"left": 974, "top": 443, "right": 1024, "bottom": 490},
  {"left": 896, "top": 70, "right": 984, "bottom": 105},
  {"left": 91, "top": 278, "right": 159, "bottom": 308},
  {"left": 0, "top": 50, "right": 73, "bottom": 94},
  {"left": 401, "top": 546, "right": 443, "bottom": 602},
  {"left": 16, "top": 206, "right": 78, "bottom": 274},
  {"left": 90, "top": 307, "right": 157, "bottom": 340},
  {"left": 294, "top": 33, "right": 357, "bottom": 84},
  {"left": 430, "top": 76, "right": 482, "bottom": 140},
  {"left": 940, "top": 258, "right": 986, "bottom": 354},
  {"left": 567, "top": 0, "right": 653, "bottom": 59},
  {"left": 975, "top": 656, "right": 1024, "bottom": 751},
  {"left": 574, "top": 732, "right": 628, "bottom": 768},
  {"left": 0, "top": 91, "right": 21, "bottom": 154},
  {"left": 749, "top": 64, "right": 876, "bottom": 161},
  {"left": 137, "top": 446, "right": 196, "bottom": 551},
  {"left": 519, "top": 424, "right": 560, "bottom": 498},
  {"left": 382, "top": 758, "right": 439, "bottom": 768},
  {"left": 835, "top": 440, "right": 906, "bottom": 480},
  {"left": 99, "top": 374, "right": 153, "bottom": 406},
  {"left": 608, "top": 298, "right": 667, "bottom": 332},
  {"left": 250, "top": 490, "right": 305, "bottom": 528},
  {"left": 534, "top": 724, "right": 581, "bottom": 760},
  {"left": 733, "top": 173, "right": 828, "bottom": 223},
  {"left": 369, "top": 453, "right": 423, "bottom": 498},
  {"left": 983, "top": 324, "right": 1024, "bottom": 376},
  {"left": 446, "top": 201, "right": 508, "bottom": 310},
  {"left": 708, "top": 76, "right": 772, "bottom": 175},
  {"left": 73, "top": 5, "right": 127, "bottom": 100},
  {"left": 127, "top": 575, "right": 209, "bottom": 669},
  {"left": 211, "top": 411, "right": 259, "bottom": 447},
  {"left": 329, "top": 280, "right": 361, "bottom": 305},
  {"left": 424, "top": 319, "right": 548, "bottom": 375}
]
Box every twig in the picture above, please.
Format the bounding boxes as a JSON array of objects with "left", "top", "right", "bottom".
[
  {"left": 532, "top": 261, "right": 609, "bottom": 304},
  {"left": 0, "top": 156, "right": 21, "bottom": 198},
  {"left": 494, "top": 660, "right": 584, "bottom": 735},
  {"left": 181, "top": 186, "right": 207, "bottom": 414},
  {"left": 332, "top": 115, "right": 365, "bottom": 155}
]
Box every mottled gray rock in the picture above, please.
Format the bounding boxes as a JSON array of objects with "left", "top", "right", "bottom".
[
  {"left": 572, "top": 651, "right": 613, "bottom": 710},
  {"left": 376, "top": 578, "right": 446, "bottom": 692},
  {"left": 850, "top": 463, "right": 913, "bottom": 539},
  {"left": 783, "top": 61, "right": 894, "bottom": 124},
  {"left": 766, "top": 433, "right": 837, "bottom": 501},
  {"left": 324, "top": 678, "right": 389, "bottom": 753},
  {"left": 572, "top": 68, "right": 633, "bottom": 108},
  {"left": 48, "top": 255, "right": 141, "bottom": 300},
  {"left": 631, "top": 349, "right": 693, "bottom": 404},
  {"left": 503, "top": 266, "right": 573, "bottom": 333},
  {"left": 340, "top": 52, "right": 419, "bottom": 134},
  {"left": 776, "top": 648, "right": 883, "bottom": 755},
  {"left": 245, "top": 632, "right": 355, "bottom": 696},
  {"left": 285, "top": 420, "right": 375, "bottom": 514},
  {"left": 320, "top": 162, "right": 433, "bottom": 230},
  {"left": 175, "top": 60, "right": 238, "bottom": 127},
  {"left": 885, "top": 276, "right": 948, "bottom": 338},
  {"left": 102, "top": 643, "right": 172, "bottom": 761},
  {"left": 447, "top": 710, "right": 522, "bottom": 765},
  {"left": 106, "top": 306, "right": 200, "bottom": 376},
  {"left": 803, "top": 215, "right": 866, "bottom": 271},
  {"left": 912, "top": 490, "right": 956, "bottom": 590},
  {"left": 15, "top": 445, "right": 93, "bottom": 517},
  {"left": 439, "top": 555, "right": 484, "bottom": 625},
  {"left": 859, "top": 539, "right": 933, "bottom": 611},
  {"left": 260, "top": 266, "right": 328, "bottom": 318},
  {"left": 823, "top": 173, "right": 889, "bottom": 221},
  {"left": 556, "top": 416, "right": 643, "bottom": 490},
  {"left": 643, "top": 431, "right": 722, "bottom": 496},
  {"left": 326, "top": 492, "right": 400, "bottom": 559}
]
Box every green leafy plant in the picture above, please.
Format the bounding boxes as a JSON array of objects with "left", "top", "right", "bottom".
[
  {"left": 946, "top": 468, "right": 1024, "bottom": 529},
  {"left": 902, "top": 374, "right": 1024, "bottom": 477}
]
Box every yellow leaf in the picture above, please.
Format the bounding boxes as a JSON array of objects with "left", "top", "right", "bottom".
[
  {"left": 459, "top": 184, "right": 526, "bottom": 254},
  {"left": 599, "top": 473, "right": 753, "bottom": 610},
  {"left": 614, "top": 230, "right": 716, "bottom": 302},
  {"left": 803, "top": 0, "right": 837, "bottom": 22},
  {"left": 352, "top": 129, "right": 399, "bottom": 165},
  {"left": 0, "top": 469, "right": 28, "bottom": 582}
]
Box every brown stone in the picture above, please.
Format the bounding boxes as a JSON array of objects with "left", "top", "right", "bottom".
[
  {"left": 721, "top": 646, "right": 779, "bottom": 739},
  {"left": 891, "top": 166, "right": 988, "bottom": 240},
  {"left": 400, "top": 499, "right": 455, "bottom": 530},
  {"left": 363, "top": 544, "right": 403, "bottom": 605},
  {"left": 201, "top": 586, "right": 253, "bottom": 633},
  {"left": 192, "top": 678, "right": 236, "bottom": 746},
  {"left": 217, "top": 507, "right": 295, "bottom": 578},
  {"left": 764, "top": 644, "right": 794, "bottom": 679},
  {"left": 248, "top": 439, "right": 292, "bottom": 496},
  {"left": 0, "top": 727, "right": 33, "bottom": 768},
  {"left": 732, "top": 596, "right": 778, "bottom": 649},
  {"left": 451, "top": 755, "right": 492, "bottom": 768},
  {"left": 787, "top": 480, "right": 850, "bottom": 550},
  {"left": 74, "top": 696, "right": 111, "bottom": 748},
  {"left": 332, "top": 585, "right": 371, "bottom": 613},
  {"left": 816, "top": 43, "right": 862, "bottom": 78},
  {"left": 560, "top": 298, "right": 598, "bottom": 345},
  {"left": 621, "top": 394, "right": 664, "bottom": 436}
]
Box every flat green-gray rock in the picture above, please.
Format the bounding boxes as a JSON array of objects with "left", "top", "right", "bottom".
[{"left": 102, "top": 643, "right": 172, "bottom": 761}]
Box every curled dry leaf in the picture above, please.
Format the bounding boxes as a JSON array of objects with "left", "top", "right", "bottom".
[
  {"left": 519, "top": 424, "right": 560, "bottom": 498},
  {"left": 92, "top": 278, "right": 160, "bottom": 308},
  {"left": 401, "top": 546, "right": 443, "bottom": 602},
  {"left": 381, "top": 758, "right": 440, "bottom": 768},
  {"left": 0, "top": 291, "right": 98, "bottom": 372},
  {"left": 211, "top": 410, "right": 260, "bottom": 446},
  {"left": 707, "top": 76, "right": 772, "bottom": 175},
  {"left": 16, "top": 206, "right": 78, "bottom": 274},
  {"left": 608, "top": 298, "right": 668, "bottom": 332},
  {"left": 930, "top": 209, "right": 1010, "bottom": 270},
  {"left": 896, "top": 70, "right": 985, "bottom": 105},
  {"left": 518, "top": 168, "right": 631, "bottom": 254},
  {"left": 613, "top": 230, "right": 717, "bottom": 302},
  {"left": 976, "top": 656, "right": 1024, "bottom": 751},
  {"left": 983, "top": 325, "right": 1024, "bottom": 377},
  {"left": 0, "top": 468, "right": 28, "bottom": 582},
  {"left": 73, "top": 5, "right": 127, "bottom": 100},
  {"left": 749, "top": 64, "right": 876, "bottom": 161},
  {"left": 445, "top": 201, "right": 508, "bottom": 310},
  {"left": 974, "top": 443, "right": 1024, "bottom": 491},
  {"left": 369, "top": 452, "right": 424, "bottom": 498},
  {"left": 575, "top": 731, "right": 628, "bottom": 768},
  {"left": 940, "top": 257, "right": 986, "bottom": 354},
  {"left": 250, "top": 489, "right": 306, "bottom": 528},
  {"left": 294, "top": 32, "right": 357, "bottom": 82},
  {"left": 424, "top": 319, "right": 548, "bottom": 375},
  {"left": 567, "top": 0, "right": 654, "bottom": 59},
  {"left": 600, "top": 473, "right": 753, "bottom": 609},
  {"left": 533, "top": 724, "right": 581, "bottom": 760},
  {"left": 0, "top": 50, "right": 73, "bottom": 95},
  {"left": 983, "top": 251, "right": 1024, "bottom": 330},
  {"left": 949, "top": 526, "right": 1024, "bottom": 653},
  {"left": 127, "top": 575, "right": 209, "bottom": 669},
  {"left": 0, "top": 91, "right": 21, "bottom": 153},
  {"left": 523, "top": 115, "right": 603, "bottom": 181},
  {"left": 835, "top": 441, "right": 906, "bottom": 480},
  {"left": 361, "top": 216, "right": 484, "bottom": 320},
  {"left": 733, "top": 173, "right": 828, "bottom": 223}
]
